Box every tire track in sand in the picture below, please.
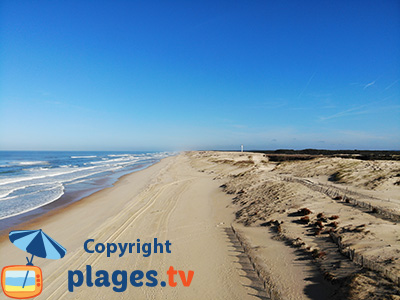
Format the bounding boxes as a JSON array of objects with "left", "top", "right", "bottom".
[{"left": 41, "top": 178, "right": 192, "bottom": 299}]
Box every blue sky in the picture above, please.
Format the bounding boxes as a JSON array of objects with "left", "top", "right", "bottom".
[{"left": 1, "top": 0, "right": 399, "bottom": 151}]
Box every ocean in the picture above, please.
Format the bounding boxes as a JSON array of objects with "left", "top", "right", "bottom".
[{"left": 0, "top": 151, "right": 172, "bottom": 221}]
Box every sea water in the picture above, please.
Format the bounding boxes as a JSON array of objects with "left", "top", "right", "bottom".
[{"left": 0, "top": 151, "right": 172, "bottom": 220}]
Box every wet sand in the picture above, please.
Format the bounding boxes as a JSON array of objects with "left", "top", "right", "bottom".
[{"left": 0, "top": 154, "right": 268, "bottom": 299}]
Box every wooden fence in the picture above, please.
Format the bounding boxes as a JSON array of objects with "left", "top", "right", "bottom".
[
  {"left": 329, "top": 232, "right": 400, "bottom": 286},
  {"left": 231, "top": 225, "right": 282, "bottom": 300},
  {"left": 281, "top": 176, "right": 400, "bottom": 222}
]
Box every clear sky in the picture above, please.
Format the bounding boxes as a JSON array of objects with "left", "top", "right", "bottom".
[{"left": 1, "top": 0, "right": 399, "bottom": 151}]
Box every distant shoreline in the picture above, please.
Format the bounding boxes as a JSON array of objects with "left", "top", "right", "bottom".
[{"left": 0, "top": 161, "right": 158, "bottom": 235}]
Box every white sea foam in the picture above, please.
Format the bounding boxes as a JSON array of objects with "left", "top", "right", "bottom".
[
  {"left": 0, "top": 183, "right": 61, "bottom": 201},
  {"left": 0, "top": 166, "right": 96, "bottom": 186},
  {"left": 0, "top": 185, "right": 28, "bottom": 199},
  {"left": 18, "top": 161, "right": 48, "bottom": 166},
  {"left": 89, "top": 157, "right": 135, "bottom": 164},
  {"left": 0, "top": 151, "right": 174, "bottom": 220},
  {"left": 0, "top": 184, "right": 64, "bottom": 220}
]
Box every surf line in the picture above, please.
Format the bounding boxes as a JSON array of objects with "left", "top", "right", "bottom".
[{"left": 83, "top": 238, "right": 172, "bottom": 258}]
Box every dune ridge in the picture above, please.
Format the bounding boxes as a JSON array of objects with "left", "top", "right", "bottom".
[{"left": 189, "top": 151, "right": 400, "bottom": 299}]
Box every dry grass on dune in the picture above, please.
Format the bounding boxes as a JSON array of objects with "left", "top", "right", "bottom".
[
  {"left": 187, "top": 151, "right": 400, "bottom": 299},
  {"left": 274, "top": 157, "right": 400, "bottom": 189}
]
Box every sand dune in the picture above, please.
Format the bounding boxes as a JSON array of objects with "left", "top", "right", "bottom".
[
  {"left": 0, "top": 154, "right": 267, "bottom": 299},
  {"left": 2, "top": 151, "right": 399, "bottom": 299},
  {"left": 189, "top": 151, "right": 400, "bottom": 299}
]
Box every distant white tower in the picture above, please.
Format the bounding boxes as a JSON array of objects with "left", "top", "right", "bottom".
[{"left": 241, "top": 144, "right": 244, "bottom": 152}]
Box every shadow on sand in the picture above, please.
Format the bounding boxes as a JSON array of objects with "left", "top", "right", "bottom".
[{"left": 223, "top": 227, "right": 270, "bottom": 300}]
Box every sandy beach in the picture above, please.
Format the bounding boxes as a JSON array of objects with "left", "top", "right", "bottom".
[
  {"left": 2, "top": 1, "right": 399, "bottom": 299},
  {"left": 0, "top": 154, "right": 267, "bottom": 299},
  {"left": 1, "top": 151, "right": 400, "bottom": 299}
]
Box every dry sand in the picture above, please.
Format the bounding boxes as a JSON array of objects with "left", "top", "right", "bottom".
[
  {"left": 1, "top": 151, "right": 399, "bottom": 299},
  {"left": 189, "top": 151, "right": 400, "bottom": 299},
  {"left": 0, "top": 154, "right": 267, "bottom": 299}
]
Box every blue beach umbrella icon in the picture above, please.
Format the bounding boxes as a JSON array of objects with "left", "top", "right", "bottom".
[{"left": 9, "top": 229, "right": 66, "bottom": 288}]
